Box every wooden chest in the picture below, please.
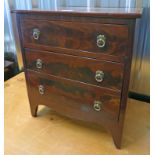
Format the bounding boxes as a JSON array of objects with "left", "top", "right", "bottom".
[{"left": 12, "top": 8, "right": 141, "bottom": 149}]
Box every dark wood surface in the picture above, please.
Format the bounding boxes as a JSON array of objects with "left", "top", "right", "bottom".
[
  {"left": 12, "top": 8, "right": 142, "bottom": 149},
  {"left": 25, "top": 49, "right": 124, "bottom": 91},
  {"left": 11, "top": 7, "right": 142, "bottom": 18},
  {"left": 21, "top": 19, "right": 128, "bottom": 57},
  {"left": 27, "top": 70, "right": 121, "bottom": 119}
]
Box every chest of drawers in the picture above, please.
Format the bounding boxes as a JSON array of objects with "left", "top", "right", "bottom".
[{"left": 12, "top": 8, "right": 141, "bottom": 149}]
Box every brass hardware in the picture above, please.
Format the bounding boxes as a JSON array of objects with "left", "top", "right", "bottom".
[
  {"left": 97, "top": 35, "right": 106, "bottom": 48},
  {"left": 38, "top": 85, "right": 44, "bottom": 95},
  {"left": 95, "top": 70, "right": 104, "bottom": 82},
  {"left": 36, "top": 59, "right": 43, "bottom": 69},
  {"left": 93, "top": 100, "right": 102, "bottom": 111},
  {"left": 33, "top": 28, "right": 40, "bottom": 40}
]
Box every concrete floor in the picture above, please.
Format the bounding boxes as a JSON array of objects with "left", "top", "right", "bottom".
[{"left": 4, "top": 72, "right": 150, "bottom": 155}]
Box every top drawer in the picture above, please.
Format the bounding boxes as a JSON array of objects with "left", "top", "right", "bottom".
[{"left": 20, "top": 19, "right": 129, "bottom": 58}]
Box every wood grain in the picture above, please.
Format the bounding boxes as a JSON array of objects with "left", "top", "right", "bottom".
[
  {"left": 26, "top": 70, "right": 121, "bottom": 119},
  {"left": 25, "top": 49, "right": 124, "bottom": 90},
  {"left": 11, "top": 7, "right": 142, "bottom": 18},
  {"left": 21, "top": 19, "right": 129, "bottom": 57}
]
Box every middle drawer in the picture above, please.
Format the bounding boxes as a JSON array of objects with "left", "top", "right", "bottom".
[{"left": 25, "top": 49, "right": 124, "bottom": 91}]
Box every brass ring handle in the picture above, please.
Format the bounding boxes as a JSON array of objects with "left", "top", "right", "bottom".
[
  {"left": 38, "top": 85, "right": 44, "bottom": 95},
  {"left": 36, "top": 59, "right": 43, "bottom": 69},
  {"left": 93, "top": 100, "right": 102, "bottom": 111},
  {"left": 97, "top": 35, "right": 106, "bottom": 48},
  {"left": 33, "top": 28, "right": 40, "bottom": 40},
  {"left": 95, "top": 70, "right": 104, "bottom": 82}
]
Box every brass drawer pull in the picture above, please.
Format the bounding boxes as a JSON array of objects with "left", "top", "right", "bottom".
[
  {"left": 95, "top": 70, "right": 104, "bottom": 82},
  {"left": 33, "top": 28, "right": 40, "bottom": 40},
  {"left": 36, "top": 59, "right": 43, "bottom": 69},
  {"left": 38, "top": 85, "right": 44, "bottom": 95},
  {"left": 97, "top": 35, "right": 106, "bottom": 48},
  {"left": 93, "top": 100, "right": 102, "bottom": 111}
]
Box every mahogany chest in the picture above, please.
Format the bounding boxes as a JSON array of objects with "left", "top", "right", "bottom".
[{"left": 12, "top": 8, "right": 141, "bottom": 149}]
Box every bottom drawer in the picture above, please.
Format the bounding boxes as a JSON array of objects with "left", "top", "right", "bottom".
[{"left": 26, "top": 70, "right": 121, "bottom": 121}]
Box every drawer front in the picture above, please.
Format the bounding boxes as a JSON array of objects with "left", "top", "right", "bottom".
[
  {"left": 27, "top": 70, "right": 121, "bottom": 119},
  {"left": 25, "top": 49, "right": 124, "bottom": 91},
  {"left": 21, "top": 19, "right": 128, "bottom": 57}
]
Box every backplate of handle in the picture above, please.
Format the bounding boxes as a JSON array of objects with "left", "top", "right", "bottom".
[
  {"left": 38, "top": 85, "right": 44, "bottom": 95},
  {"left": 36, "top": 59, "right": 43, "bottom": 69},
  {"left": 93, "top": 100, "right": 102, "bottom": 111},
  {"left": 97, "top": 35, "right": 106, "bottom": 48},
  {"left": 95, "top": 70, "right": 104, "bottom": 82},
  {"left": 33, "top": 28, "right": 40, "bottom": 40}
]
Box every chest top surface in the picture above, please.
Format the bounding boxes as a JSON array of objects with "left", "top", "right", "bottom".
[{"left": 11, "top": 7, "right": 142, "bottom": 18}]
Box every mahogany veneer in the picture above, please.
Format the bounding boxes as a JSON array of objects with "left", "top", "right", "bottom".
[{"left": 12, "top": 8, "right": 142, "bottom": 149}]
